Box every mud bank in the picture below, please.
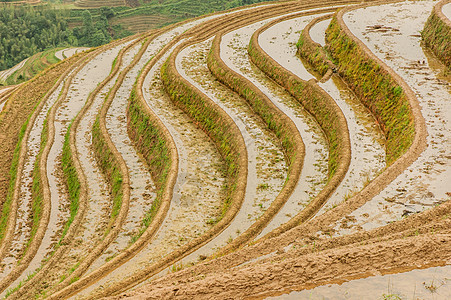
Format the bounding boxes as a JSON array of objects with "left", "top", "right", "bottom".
[{"left": 334, "top": 0, "right": 448, "bottom": 233}]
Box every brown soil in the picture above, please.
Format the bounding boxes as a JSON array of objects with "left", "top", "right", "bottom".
[
  {"left": 2, "top": 0, "right": 448, "bottom": 298},
  {"left": 113, "top": 225, "right": 451, "bottom": 299}
]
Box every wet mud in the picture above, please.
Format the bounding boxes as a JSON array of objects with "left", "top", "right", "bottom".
[
  {"left": 335, "top": 0, "right": 451, "bottom": 234},
  {"left": 177, "top": 38, "right": 287, "bottom": 264},
  {"left": 219, "top": 20, "right": 328, "bottom": 238}
]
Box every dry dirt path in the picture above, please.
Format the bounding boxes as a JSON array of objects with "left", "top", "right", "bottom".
[{"left": 331, "top": 0, "right": 451, "bottom": 236}]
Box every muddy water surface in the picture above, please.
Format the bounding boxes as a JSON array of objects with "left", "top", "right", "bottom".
[
  {"left": 335, "top": 0, "right": 451, "bottom": 234},
  {"left": 309, "top": 18, "right": 331, "bottom": 46},
  {"left": 85, "top": 42, "right": 157, "bottom": 273},
  {"left": 4, "top": 42, "right": 131, "bottom": 295},
  {"left": 176, "top": 38, "right": 287, "bottom": 265},
  {"left": 443, "top": 3, "right": 451, "bottom": 20},
  {"left": 257, "top": 14, "right": 386, "bottom": 221},
  {"left": 259, "top": 15, "right": 320, "bottom": 80},
  {"left": 72, "top": 45, "right": 225, "bottom": 300},
  {"left": 268, "top": 264, "right": 451, "bottom": 300},
  {"left": 220, "top": 21, "right": 328, "bottom": 238},
  {"left": 316, "top": 76, "right": 385, "bottom": 216}
]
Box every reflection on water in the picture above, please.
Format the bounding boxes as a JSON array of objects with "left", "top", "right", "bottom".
[{"left": 267, "top": 265, "right": 451, "bottom": 300}]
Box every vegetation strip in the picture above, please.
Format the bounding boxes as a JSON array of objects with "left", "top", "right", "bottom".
[
  {"left": 0, "top": 49, "right": 103, "bottom": 295},
  {"left": 0, "top": 52, "right": 88, "bottom": 293},
  {"left": 248, "top": 11, "right": 351, "bottom": 239},
  {"left": 6, "top": 0, "right": 434, "bottom": 296},
  {"left": 75, "top": 3, "right": 364, "bottom": 297},
  {"left": 44, "top": 36, "right": 149, "bottom": 297},
  {"left": 87, "top": 41, "right": 247, "bottom": 300},
  {"left": 422, "top": 0, "right": 451, "bottom": 68},
  {"left": 296, "top": 14, "right": 336, "bottom": 80},
  {"left": 295, "top": 1, "right": 427, "bottom": 231},
  {"left": 175, "top": 0, "right": 428, "bottom": 275},
  {"left": 81, "top": 2, "right": 441, "bottom": 296},
  {"left": 0, "top": 56, "right": 85, "bottom": 247},
  {"left": 207, "top": 32, "right": 305, "bottom": 255},
  {"left": 5, "top": 36, "right": 138, "bottom": 299},
  {"left": 45, "top": 29, "right": 178, "bottom": 300}
]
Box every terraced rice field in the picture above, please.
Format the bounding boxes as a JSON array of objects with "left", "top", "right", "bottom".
[{"left": 0, "top": 0, "right": 449, "bottom": 299}]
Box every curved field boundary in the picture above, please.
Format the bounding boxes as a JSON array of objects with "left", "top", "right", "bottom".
[
  {"left": 207, "top": 32, "right": 305, "bottom": 255},
  {"left": 422, "top": 0, "right": 451, "bottom": 68},
  {"left": 85, "top": 39, "right": 247, "bottom": 300},
  {"left": 113, "top": 186, "right": 451, "bottom": 296},
  {"left": 0, "top": 48, "right": 109, "bottom": 294},
  {"left": 299, "top": 2, "right": 427, "bottom": 230},
  {"left": 47, "top": 35, "right": 151, "bottom": 296},
  {"left": 0, "top": 51, "right": 90, "bottom": 291},
  {"left": 248, "top": 11, "right": 351, "bottom": 240},
  {"left": 123, "top": 226, "right": 451, "bottom": 299},
  {"left": 0, "top": 56, "right": 87, "bottom": 251},
  {"left": 42, "top": 4, "right": 315, "bottom": 297},
  {"left": 297, "top": 14, "right": 336, "bottom": 80},
  {"left": 72, "top": 3, "right": 366, "bottom": 298},
  {"left": 5, "top": 35, "right": 140, "bottom": 299},
  {"left": 328, "top": 4, "right": 417, "bottom": 165},
  {"left": 47, "top": 30, "right": 182, "bottom": 299}
]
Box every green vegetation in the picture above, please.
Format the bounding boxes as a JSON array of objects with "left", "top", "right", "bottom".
[
  {"left": 297, "top": 28, "right": 331, "bottom": 76},
  {"left": 0, "top": 54, "right": 78, "bottom": 248},
  {"left": 0, "top": 5, "right": 70, "bottom": 70},
  {"left": 60, "top": 122, "right": 80, "bottom": 241},
  {"left": 127, "top": 85, "right": 171, "bottom": 239},
  {"left": 92, "top": 116, "right": 123, "bottom": 227},
  {"left": 248, "top": 33, "right": 345, "bottom": 179},
  {"left": 161, "top": 56, "right": 243, "bottom": 222},
  {"left": 326, "top": 16, "right": 415, "bottom": 164},
  {"left": 0, "top": 5, "right": 129, "bottom": 72},
  {"left": 0, "top": 0, "right": 272, "bottom": 79},
  {"left": 422, "top": 8, "right": 451, "bottom": 69},
  {"left": 0, "top": 121, "right": 27, "bottom": 243},
  {"left": 208, "top": 38, "right": 298, "bottom": 168},
  {"left": 71, "top": 0, "right": 271, "bottom": 23},
  {"left": 4, "top": 48, "right": 61, "bottom": 85}
]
